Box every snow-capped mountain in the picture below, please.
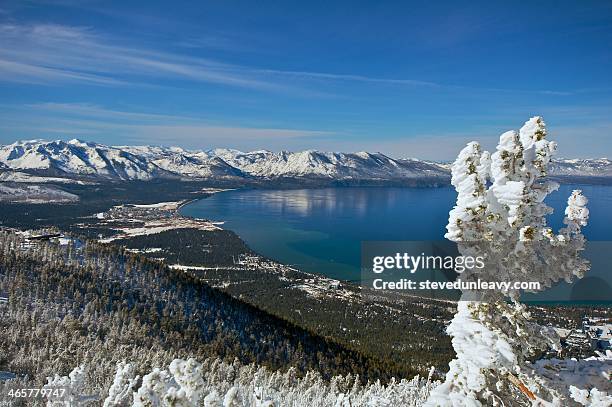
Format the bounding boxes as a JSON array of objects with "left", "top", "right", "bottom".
[
  {"left": 119, "top": 145, "right": 245, "bottom": 179},
  {"left": 0, "top": 139, "right": 609, "bottom": 183},
  {"left": 0, "top": 139, "right": 449, "bottom": 182},
  {"left": 205, "top": 149, "right": 447, "bottom": 179},
  {"left": 0, "top": 139, "right": 168, "bottom": 180},
  {"left": 548, "top": 158, "right": 612, "bottom": 177}
]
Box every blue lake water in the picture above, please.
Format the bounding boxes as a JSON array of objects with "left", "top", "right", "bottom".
[{"left": 181, "top": 185, "right": 612, "bottom": 290}]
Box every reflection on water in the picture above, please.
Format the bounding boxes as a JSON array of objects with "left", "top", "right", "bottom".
[
  {"left": 181, "top": 185, "right": 612, "bottom": 282},
  {"left": 226, "top": 188, "right": 408, "bottom": 218}
]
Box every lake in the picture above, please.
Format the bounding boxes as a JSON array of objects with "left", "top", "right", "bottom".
[{"left": 181, "top": 185, "right": 612, "bottom": 289}]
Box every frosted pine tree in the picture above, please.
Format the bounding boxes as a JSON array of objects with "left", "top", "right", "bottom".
[
  {"left": 132, "top": 368, "right": 174, "bottom": 406},
  {"left": 426, "top": 117, "right": 610, "bottom": 406},
  {"left": 44, "top": 365, "right": 94, "bottom": 406},
  {"left": 103, "top": 361, "right": 139, "bottom": 407},
  {"left": 222, "top": 386, "right": 242, "bottom": 406},
  {"left": 67, "top": 356, "right": 436, "bottom": 406},
  {"left": 169, "top": 358, "right": 206, "bottom": 405},
  {"left": 133, "top": 358, "right": 206, "bottom": 406}
]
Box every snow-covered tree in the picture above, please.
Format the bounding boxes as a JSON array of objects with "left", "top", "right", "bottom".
[
  {"left": 427, "top": 117, "right": 610, "bottom": 406},
  {"left": 132, "top": 358, "right": 206, "bottom": 406},
  {"left": 132, "top": 368, "right": 174, "bottom": 407},
  {"left": 103, "top": 361, "right": 139, "bottom": 407},
  {"left": 45, "top": 365, "right": 97, "bottom": 406},
  {"left": 169, "top": 358, "right": 206, "bottom": 405},
  {"left": 101, "top": 357, "right": 435, "bottom": 406},
  {"left": 223, "top": 386, "right": 243, "bottom": 406}
]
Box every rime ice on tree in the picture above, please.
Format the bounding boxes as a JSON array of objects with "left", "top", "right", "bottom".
[{"left": 426, "top": 117, "right": 610, "bottom": 406}]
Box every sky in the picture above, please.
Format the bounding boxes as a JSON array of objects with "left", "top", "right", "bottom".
[{"left": 0, "top": 0, "right": 611, "bottom": 160}]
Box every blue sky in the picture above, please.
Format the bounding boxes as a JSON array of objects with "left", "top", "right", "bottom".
[{"left": 0, "top": 0, "right": 611, "bottom": 159}]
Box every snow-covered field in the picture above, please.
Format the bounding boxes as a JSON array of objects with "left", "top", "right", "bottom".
[
  {"left": 99, "top": 218, "right": 222, "bottom": 243},
  {"left": 92, "top": 200, "right": 224, "bottom": 243},
  {"left": 132, "top": 201, "right": 184, "bottom": 211}
]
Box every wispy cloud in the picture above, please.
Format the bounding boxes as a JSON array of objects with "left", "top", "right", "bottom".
[
  {"left": 256, "top": 69, "right": 441, "bottom": 87},
  {"left": 0, "top": 22, "right": 432, "bottom": 94},
  {"left": 0, "top": 59, "right": 127, "bottom": 85},
  {"left": 27, "top": 102, "right": 202, "bottom": 122},
  {"left": 0, "top": 22, "right": 583, "bottom": 97},
  {"left": 0, "top": 23, "right": 288, "bottom": 91},
  {"left": 257, "top": 69, "right": 577, "bottom": 96}
]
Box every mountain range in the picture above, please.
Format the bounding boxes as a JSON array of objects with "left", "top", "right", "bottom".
[{"left": 0, "top": 139, "right": 610, "bottom": 183}]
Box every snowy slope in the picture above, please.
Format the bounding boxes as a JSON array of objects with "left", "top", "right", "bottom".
[
  {"left": 548, "top": 158, "right": 612, "bottom": 177},
  {"left": 0, "top": 139, "right": 609, "bottom": 182},
  {"left": 0, "top": 139, "right": 165, "bottom": 180},
  {"left": 0, "top": 171, "right": 92, "bottom": 184},
  {"left": 213, "top": 149, "right": 447, "bottom": 179},
  {"left": 120, "top": 145, "right": 245, "bottom": 178},
  {"left": 0, "top": 139, "right": 449, "bottom": 181},
  {"left": 0, "top": 183, "right": 79, "bottom": 203}
]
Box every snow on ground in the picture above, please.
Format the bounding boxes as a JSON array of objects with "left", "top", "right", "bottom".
[
  {"left": 132, "top": 201, "right": 183, "bottom": 210},
  {"left": 170, "top": 264, "right": 243, "bottom": 271},
  {"left": 93, "top": 199, "right": 224, "bottom": 243},
  {"left": 526, "top": 350, "right": 612, "bottom": 405},
  {"left": 0, "top": 184, "right": 79, "bottom": 203},
  {"left": 0, "top": 171, "right": 93, "bottom": 184},
  {"left": 199, "top": 187, "right": 235, "bottom": 194},
  {"left": 99, "top": 219, "right": 222, "bottom": 243},
  {"left": 125, "top": 247, "right": 163, "bottom": 254}
]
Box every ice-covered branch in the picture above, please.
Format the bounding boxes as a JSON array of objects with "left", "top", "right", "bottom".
[{"left": 427, "top": 117, "right": 607, "bottom": 406}]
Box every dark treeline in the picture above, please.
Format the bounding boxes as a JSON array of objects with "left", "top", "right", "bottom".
[{"left": 114, "top": 229, "right": 252, "bottom": 266}]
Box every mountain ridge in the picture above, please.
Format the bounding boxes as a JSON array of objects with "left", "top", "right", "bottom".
[
  {"left": 0, "top": 138, "right": 610, "bottom": 182},
  {"left": 0, "top": 139, "right": 450, "bottom": 182}
]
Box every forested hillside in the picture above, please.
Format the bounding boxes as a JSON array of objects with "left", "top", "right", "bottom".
[
  {"left": 115, "top": 228, "right": 456, "bottom": 377},
  {"left": 0, "top": 231, "right": 418, "bottom": 401}
]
